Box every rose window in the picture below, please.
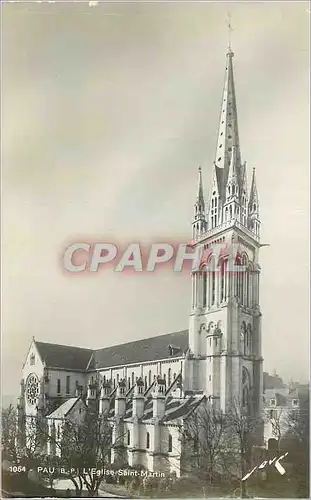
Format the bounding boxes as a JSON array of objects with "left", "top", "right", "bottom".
[{"left": 26, "top": 373, "right": 40, "bottom": 406}]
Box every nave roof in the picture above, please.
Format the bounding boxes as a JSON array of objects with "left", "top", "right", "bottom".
[{"left": 34, "top": 329, "right": 189, "bottom": 372}]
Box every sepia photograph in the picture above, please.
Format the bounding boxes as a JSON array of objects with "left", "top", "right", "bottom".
[{"left": 1, "top": 1, "right": 309, "bottom": 498}]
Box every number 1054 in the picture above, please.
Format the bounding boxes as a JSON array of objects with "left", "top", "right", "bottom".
[{"left": 9, "top": 466, "right": 26, "bottom": 473}]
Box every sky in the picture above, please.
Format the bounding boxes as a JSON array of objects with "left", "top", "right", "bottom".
[{"left": 2, "top": 1, "right": 309, "bottom": 398}]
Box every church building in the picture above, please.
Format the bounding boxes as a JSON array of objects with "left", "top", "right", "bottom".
[{"left": 17, "top": 46, "right": 264, "bottom": 476}]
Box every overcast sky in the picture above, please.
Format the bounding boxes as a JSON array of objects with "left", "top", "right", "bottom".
[{"left": 2, "top": 1, "right": 309, "bottom": 397}]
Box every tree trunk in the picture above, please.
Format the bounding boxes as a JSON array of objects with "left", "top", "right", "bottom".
[
  {"left": 241, "top": 456, "right": 247, "bottom": 498},
  {"left": 70, "top": 477, "right": 82, "bottom": 497},
  {"left": 240, "top": 479, "right": 247, "bottom": 498}
]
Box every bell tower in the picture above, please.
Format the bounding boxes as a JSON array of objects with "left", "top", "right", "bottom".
[{"left": 189, "top": 48, "right": 263, "bottom": 418}]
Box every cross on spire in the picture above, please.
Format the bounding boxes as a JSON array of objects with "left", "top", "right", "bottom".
[{"left": 227, "top": 12, "right": 233, "bottom": 51}]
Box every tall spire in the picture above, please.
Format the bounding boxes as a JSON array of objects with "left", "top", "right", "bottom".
[
  {"left": 248, "top": 168, "right": 259, "bottom": 214},
  {"left": 197, "top": 166, "right": 204, "bottom": 207},
  {"left": 248, "top": 168, "right": 260, "bottom": 236},
  {"left": 193, "top": 166, "right": 206, "bottom": 238},
  {"left": 226, "top": 145, "right": 239, "bottom": 197},
  {"left": 214, "top": 48, "right": 242, "bottom": 197}
]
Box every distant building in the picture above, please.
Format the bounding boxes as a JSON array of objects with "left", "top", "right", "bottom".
[
  {"left": 263, "top": 373, "right": 301, "bottom": 449},
  {"left": 263, "top": 371, "right": 286, "bottom": 391},
  {"left": 17, "top": 45, "right": 264, "bottom": 476}
]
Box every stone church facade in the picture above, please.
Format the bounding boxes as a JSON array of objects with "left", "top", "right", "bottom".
[{"left": 17, "top": 47, "right": 263, "bottom": 476}]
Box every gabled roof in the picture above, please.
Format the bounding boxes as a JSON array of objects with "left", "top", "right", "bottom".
[
  {"left": 88, "top": 330, "right": 189, "bottom": 370},
  {"left": 35, "top": 341, "right": 93, "bottom": 371},
  {"left": 33, "top": 330, "right": 189, "bottom": 372},
  {"left": 264, "top": 387, "right": 299, "bottom": 407},
  {"left": 47, "top": 397, "right": 82, "bottom": 419},
  {"left": 162, "top": 395, "right": 205, "bottom": 422}
]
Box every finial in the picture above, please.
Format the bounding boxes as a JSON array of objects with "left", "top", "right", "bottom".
[
  {"left": 198, "top": 165, "right": 201, "bottom": 172},
  {"left": 226, "top": 12, "right": 234, "bottom": 53}
]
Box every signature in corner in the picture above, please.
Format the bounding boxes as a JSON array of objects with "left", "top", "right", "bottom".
[{"left": 242, "top": 452, "right": 289, "bottom": 481}]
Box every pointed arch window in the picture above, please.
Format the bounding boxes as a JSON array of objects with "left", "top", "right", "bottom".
[
  {"left": 211, "top": 271, "right": 216, "bottom": 305},
  {"left": 247, "top": 324, "right": 252, "bottom": 355},
  {"left": 236, "top": 256, "right": 243, "bottom": 301},
  {"left": 243, "top": 386, "right": 249, "bottom": 407},
  {"left": 131, "top": 372, "right": 135, "bottom": 387},
  {"left": 220, "top": 260, "right": 225, "bottom": 302},
  {"left": 248, "top": 264, "right": 253, "bottom": 307},
  {"left": 168, "top": 368, "right": 172, "bottom": 387},
  {"left": 211, "top": 193, "right": 218, "bottom": 228},
  {"left": 207, "top": 256, "right": 216, "bottom": 307},
  {"left": 241, "top": 255, "right": 248, "bottom": 305},
  {"left": 127, "top": 430, "right": 131, "bottom": 446},
  {"left": 146, "top": 432, "right": 150, "bottom": 449},
  {"left": 202, "top": 268, "right": 207, "bottom": 308},
  {"left": 241, "top": 194, "right": 247, "bottom": 225},
  {"left": 66, "top": 376, "right": 70, "bottom": 395},
  {"left": 242, "top": 367, "right": 250, "bottom": 413},
  {"left": 148, "top": 370, "right": 152, "bottom": 386}
]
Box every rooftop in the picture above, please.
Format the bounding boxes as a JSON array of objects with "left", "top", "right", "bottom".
[{"left": 34, "top": 330, "right": 189, "bottom": 372}]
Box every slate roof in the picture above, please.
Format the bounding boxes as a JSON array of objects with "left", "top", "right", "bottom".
[
  {"left": 34, "top": 330, "right": 189, "bottom": 372},
  {"left": 88, "top": 330, "right": 189, "bottom": 370},
  {"left": 162, "top": 395, "right": 205, "bottom": 422},
  {"left": 106, "top": 373, "right": 203, "bottom": 423},
  {"left": 110, "top": 391, "right": 204, "bottom": 423},
  {"left": 35, "top": 341, "right": 93, "bottom": 371},
  {"left": 47, "top": 397, "right": 81, "bottom": 419},
  {"left": 264, "top": 388, "right": 299, "bottom": 406}
]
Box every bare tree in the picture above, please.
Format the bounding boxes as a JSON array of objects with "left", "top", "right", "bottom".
[
  {"left": 23, "top": 414, "right": 47, "bottom": 462},
  {"left": 1, "top": 404, "right": 19, "bottom": 462},
  {"left": 37, "top": 454, "right": 62, "bottom": 490},
  {"left": 286, "top": 407, "right": 309, "bottom": 447},
  {"left": 181, "top": 402, "right": 228, "bottom": 482},
  {"left": 284, "top": 392, "right": 309, "bottom": 498},
  {"left": 267, "top": 408, "right": 283, "bottom": 452},
  {"left": 226, "top": 398, "right": 260, "bottom": 498},
  {"left": 2, "top": 407, "right": 43, "bottom": 467},
  {"left": 43, "top": 407, "right": 126, "bottom": 497}
]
